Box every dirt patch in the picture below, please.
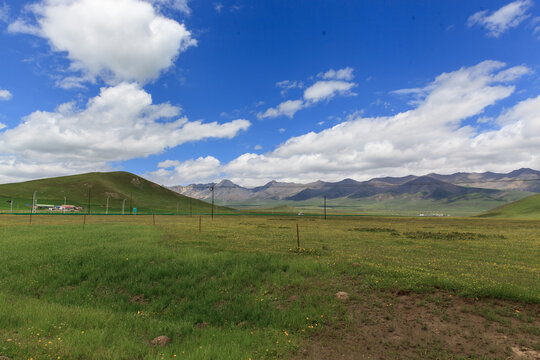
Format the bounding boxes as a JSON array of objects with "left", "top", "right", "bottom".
[
  {"left": 150, "top": 335, "right": 171, "bottom": 346},
  {"left": 335, "top": 292, "right": 349, "bottom": 301},
  {"left": 288, "top": 295, "right": 300, "bottom": 302},
  {"left": 294, "top": 289, "right": 540, "bottom": 359},
  {"left": 512, "top": 346, "right": 540, "bottom": 359},
  {"left": 129, "top": 294, "right": 147, "bottom": 304}
]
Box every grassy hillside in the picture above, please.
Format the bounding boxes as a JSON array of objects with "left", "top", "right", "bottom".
[
  {"left": 479, "top": 193, "right": 540, "bottom": 219},
  {"left": 0, "top": 172, "right": 221, "bottom": 214}
]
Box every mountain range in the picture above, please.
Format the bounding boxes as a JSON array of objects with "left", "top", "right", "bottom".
[{"left": 170, "top": 168, "right": 540, "bottom": 203}]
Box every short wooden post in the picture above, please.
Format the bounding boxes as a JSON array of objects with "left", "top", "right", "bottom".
[
  {"left": 199, "top": 216, "right": 202, "bottom": 233},
  {"left": 29, "top": 213, "right": 32, "bottom": 225},
  {"left": 83, "top": 214, "right": 87, "bottom": 228},
  {"left": 296, "top": 223, "right": 300, "bottom": 249}
]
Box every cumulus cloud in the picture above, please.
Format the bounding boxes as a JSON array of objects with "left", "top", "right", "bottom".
[
  {"left": 257, "top": 100, "right": 304, "bottom": 119},
  {"left": 146, "top": 156, "right": 221, "bottom": 184},
  {"left": 258, "top": 67, "right": 356, "bottom": 119},
  {"left": 318, "top": 67, "right": 354, "bottom": 81},
  {"left": 0, "top": 89, "right": 12, "bottom": 101},
  {"left": 0, "top": 83, "right": 250, "bottom": 183},
  {"left": 8, "top": 0, "right": 196, "bottom": 86},
  {"left": 303, "top": 80, "right": 356, "bottom": 103},
  {"left": 151, "top": 61, "right": 539, "bottom": 186},
  {"left": 467, "top": 0, "right": 532, "bottom": 37}
]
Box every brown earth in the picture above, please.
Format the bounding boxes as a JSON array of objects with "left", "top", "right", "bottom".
[
  {"left": 294, "top": 290, "right": 540, "bottom": 359},
  {"left": 150, "top": 335, "right": 171, "bottom": 346}
]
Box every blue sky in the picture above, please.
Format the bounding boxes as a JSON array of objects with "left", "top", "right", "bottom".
[{"left": 0, "top": 0, "right": 539, "bottom": 185}]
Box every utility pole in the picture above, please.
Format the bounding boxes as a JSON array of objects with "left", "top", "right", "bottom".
[
  {"left": 210, "top": 185, "right": 215, "bottom": 220},
  {"left": 324, "top": 195, "right": 327, "bottom": 220},
  {"left": 64, "top": 196, "right": 66, "bottom": 214},
  {"left": 32, "top": 191, "right": 37, "bottom": 213},
  {"left": 176, "top": 201, "right": 179, "bottom": 215},
  {"left": 130, "top": 192, "right": 133, "bottom": 215},
  {"left": 87, "top": 188, "right": 91, "bottom": 214},
  {"left": 190, "top": 198, "right": 192, "bottom": 217},
  {"left": 106, "top": 195, "right": 110, "bottom": 215},
  {"left": 122, "top": 199, "right": 126, "bottom": 215}
]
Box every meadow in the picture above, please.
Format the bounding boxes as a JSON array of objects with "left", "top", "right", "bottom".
[{"left": 0, "top": 214, "right": 538, "bottom": 359}]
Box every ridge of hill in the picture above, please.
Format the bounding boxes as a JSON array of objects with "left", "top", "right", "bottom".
[
  {"left": 172, "top": 169, "right": 540, "bottom": 203},
  {"left": 0, "top": 172, "right": 215, "bottom": 214},
  {"left": 478, "top": 194, "right": 540, "bottom": 219}
]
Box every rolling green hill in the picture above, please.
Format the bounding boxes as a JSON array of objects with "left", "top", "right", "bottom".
[
  {"left": 0, "top": 172, "right": 220, "bottom": 214},
  {"left": 478, "top": 194, "right": 540, "bottom": 219}
]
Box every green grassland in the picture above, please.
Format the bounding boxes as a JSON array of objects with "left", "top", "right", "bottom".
[
  {"left": 0, "top": 214, "right": 538, "bottom": 359},
  {"left": 479, "top": 193, "right": 540, "bottom": 219},
  {"left": 0, "top": 172, "right": 223, "bottom": 215},
  {"left": 226, "top": 190, "right": 533, "bottom": 216}
]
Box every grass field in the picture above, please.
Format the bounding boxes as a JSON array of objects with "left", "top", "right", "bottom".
[
  {"left": 0, "top": 214, "right": 538, "bottom": 359},
  {"left": 225, "top": 191, "right": 533, "bottom": 217}
]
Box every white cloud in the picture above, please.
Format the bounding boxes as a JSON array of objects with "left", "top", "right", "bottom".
[
  {"left": 149, "top": 61, "right": 539, "bottom": 186},
  {"left": 146, "top": 156, "right": 221, "bottom": 184},
  {"left": 467, "top": 0, "right": 532, "bottom": 37},
  {"left": 0, "top": 83, "right": 250, "bottom": 183},
  {"left": 215, "top": 3, "right": 223, "bottom": 13},
  {"left": 8, "top": 0, "right": 196, "bottom": 86},
  {"left": 0, "top": 89, "right": 13, "bottom": 101},
  {"left": 257, "top": 100, "right": 304, "bottom": 119},
  {"left": 254, "top": 144, "right": 262, "bottom": 150},
  {"left": 259, "top": 68, "right": 356, "bottom": 119},
  {"left": 149, "top": 0, "right": 191, "bottom": 14},
  {"left": 276, "top": 80, "right": 303, "bottom": 96},
  {"left": 0, "top": 4, "right": 9, "bottom": 22},
  {"left": 303, "top": 80, "right": 356, "bottom": 103},
  {"left": 318, "top": 67, "right": 354, "bottom": 81}
]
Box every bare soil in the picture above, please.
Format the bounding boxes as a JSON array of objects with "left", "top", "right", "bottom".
[{"left": 294, "top": 289, "right": 540, "bottom": 359}]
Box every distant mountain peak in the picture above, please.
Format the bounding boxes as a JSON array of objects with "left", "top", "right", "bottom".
[
  {"left": 508, "top": 168, "right": 540, "bottom": 176},
  {"left": 170, "top": 168, "right": 540, "bottom": 202},
  {"left": 216, "top": 179, "right": 236, "bottom": 187}
]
